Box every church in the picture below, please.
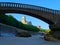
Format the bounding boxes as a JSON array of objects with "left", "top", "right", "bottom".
[
  {"left": 22, "top": 16, "right": 32, "bottom": 25},
  {"left": 21, "top": 16, "right": 41, "bottom": 28}
]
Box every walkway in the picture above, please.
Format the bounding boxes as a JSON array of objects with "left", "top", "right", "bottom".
[{"left": 0, "top": 35, "right": 60, "bottom": 45}]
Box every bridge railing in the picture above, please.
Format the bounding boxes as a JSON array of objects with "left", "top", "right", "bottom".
[{"left": 0, "top": 2, "right": 59, "bottom": 14}]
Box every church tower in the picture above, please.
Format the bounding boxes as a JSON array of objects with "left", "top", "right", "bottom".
[
  {"left": 22, "top": 16, "right": 32, "bottom": 25},
  {"left": 22, "top": 16, "right": 26, "bottom": 24}
]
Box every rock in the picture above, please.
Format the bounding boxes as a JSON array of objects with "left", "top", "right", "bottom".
[
  {"left": 16, "top": 32, "right": 31, "bottom": 37},
  {"left": 44, "top": 33, "right": 58, "bottom": 41}
]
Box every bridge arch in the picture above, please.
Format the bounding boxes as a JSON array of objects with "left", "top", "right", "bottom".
[{"left": 0, "top": 2, "right": 58, "bottom": 24}]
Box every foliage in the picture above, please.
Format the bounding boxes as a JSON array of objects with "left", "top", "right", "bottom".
[
  {"left": 21, "top": 24, "right": 39, "bottom": 32},
  {"left": 39, "top": 28, "right": 50, "bottom": 33},
  {"left": 6, "top": 15, "right": 19, "bottom": 27},
  {"left": 0, "top": 14, "right": 7, "bottom": 24},
  {"left": 45, "top": 29, "right": 50, "bottom": 33},
  {"left": 0, "top": 14, "right": 39, "bottom": 32},
  {"left": 0, "top": 14, "right": 19, "bottom": 27}
]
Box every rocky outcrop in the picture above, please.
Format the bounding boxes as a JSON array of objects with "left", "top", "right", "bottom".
[
  {"left": 16, "top": 32, "right": 31, "bottom": 37},
  {"left": 44, "top": 33, "right": 59, "bottom": 41}
]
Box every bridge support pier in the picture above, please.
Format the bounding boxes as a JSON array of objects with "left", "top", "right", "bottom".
[
  {"left": 0, "top": 12, "right": 5, "bottom": 15},
  {"left": 49, "top": 24, "right": 60, "bottom": 39},
  {"left": 0, "top": 24, "right": 1, "bottom": 36}
]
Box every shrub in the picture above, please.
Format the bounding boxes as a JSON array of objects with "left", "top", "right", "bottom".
[{"left": 21, "top": 24, "right": 40, "bottom": 32}]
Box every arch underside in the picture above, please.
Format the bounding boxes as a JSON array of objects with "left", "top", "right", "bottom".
[
  {"left": 0, "top": 2, "right": 58, "bottom": 24},
  {"left": 0, "top": 7, "right": 55, "bottom": 24}
]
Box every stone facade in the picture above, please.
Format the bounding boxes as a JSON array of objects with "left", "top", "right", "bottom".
[
  {"left": 22, "top": 16, "right": 41, "bottom": 29},
  {"left": 36, "top": 25, "right": 41, "bottom": 28},
  {"left": 22, "top": 16, "right": 32, "bottom": 25}
]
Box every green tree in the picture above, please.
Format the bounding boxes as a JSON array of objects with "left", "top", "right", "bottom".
[
  {"left": 6, "top": 15, "right": 19, "bottom": 27},
  {"left": 39, "top": 27, "right": 50, "bottom": 33},
  {"left": 0, "top": 14, "right": 7, "bottom": 24},
  {"left": 21, "top": 24, "right": 39, "bottom": 32}
]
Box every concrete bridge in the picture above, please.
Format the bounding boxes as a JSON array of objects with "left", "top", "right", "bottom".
[{"left": 0, "top": 2, "right": 60, "bottom": 37}]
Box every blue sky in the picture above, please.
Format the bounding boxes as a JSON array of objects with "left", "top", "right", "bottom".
[{"left": 0, "top": 0, "right": 60, "bottom": 29}]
